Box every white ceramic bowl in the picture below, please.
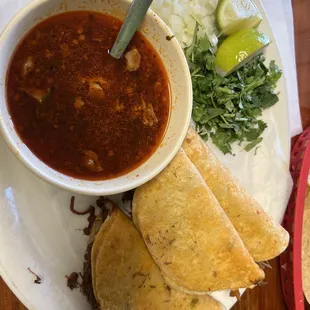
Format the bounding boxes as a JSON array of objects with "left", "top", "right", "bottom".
[{"left": 0, "top": 0, "right": 192, "bottom": 195}]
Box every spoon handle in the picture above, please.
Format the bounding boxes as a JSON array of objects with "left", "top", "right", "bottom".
[{"left": 110, "top": 0, "right": 153, "bottom": 59}]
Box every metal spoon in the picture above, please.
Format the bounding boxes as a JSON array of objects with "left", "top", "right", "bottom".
[{"left": 110, "top": 0, "right": 153, "bottom": 59}]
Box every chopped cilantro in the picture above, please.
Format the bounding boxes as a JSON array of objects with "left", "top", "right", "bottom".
[{"left": 185, "top": 28, "right": 282, "bottom": 154}]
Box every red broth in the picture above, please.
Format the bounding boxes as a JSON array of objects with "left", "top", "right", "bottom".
[{"left": 6, "top": 12, "right": 170, "bottom": 180}]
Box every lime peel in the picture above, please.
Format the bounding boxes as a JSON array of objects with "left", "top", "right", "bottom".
[
  {"left": 217, "top": 0, "right": 263, "bottom": 36},
  {"left": 215, "top": 28, "right": 271, "bottom": 76}
]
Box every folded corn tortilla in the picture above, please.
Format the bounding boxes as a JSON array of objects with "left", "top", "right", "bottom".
[
  {"left": 303, "top": 209, "right": 310, "bottom": 304},
  {"left": 182, "top": 127, "right": 289, "bottom": 262},
  {"left": 133, "top": 149, "right": 264, "bottom": 293},
  {"left": 302, "top": 188, "right": 310, "bottom": 304},
  {"left": 91, "top": 211, "right": 113, "bottom": 301},
  {"left": 93, "top": 207, "right": 223, "bottom": 310}
]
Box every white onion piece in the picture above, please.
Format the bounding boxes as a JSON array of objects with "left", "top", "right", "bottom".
[{"left": 151, "top": 0, "right": 219, "bottom": 48}]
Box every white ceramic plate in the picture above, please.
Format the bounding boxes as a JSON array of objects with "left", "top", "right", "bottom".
[{"left": 0, "top": 1, "right": 292, "bottom": 309}]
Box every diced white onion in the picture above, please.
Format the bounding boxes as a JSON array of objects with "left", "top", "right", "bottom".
[{"left": 151, "top": 0, "right": 219, "bottom": 48}]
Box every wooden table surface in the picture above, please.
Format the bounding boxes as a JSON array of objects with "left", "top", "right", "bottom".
[{"left": 1, "top": 0, "right": 309, "bottom": 309}]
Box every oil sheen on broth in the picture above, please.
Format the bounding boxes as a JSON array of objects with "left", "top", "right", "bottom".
[{"left": 6, "top": 12, "right": 170, "bottom": 180}]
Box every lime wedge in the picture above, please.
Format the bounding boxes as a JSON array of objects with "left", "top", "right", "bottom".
[
  {"left": 217, "top": 0, "right": 263, "bottom": 36},
  {"left": 215, "top": 28, "right": 271, "bottom": 76}
]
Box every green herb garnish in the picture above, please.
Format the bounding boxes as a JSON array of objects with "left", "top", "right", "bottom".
[{"left": 185, "top": 29, "right": 282, "bottom": 154}]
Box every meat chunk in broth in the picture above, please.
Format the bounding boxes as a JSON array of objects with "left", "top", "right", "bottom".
[
  {"left": 82, "top": 150, "right": 103, "bottom": 172},
  {"left": 74, "top": 97, "right": 85, "bottom": 109},
  {"left": 21, "top": 88, "right": 50, "bottom": 104},
  {"left": 83, "top": 77, "right": 108, "bottom": 101},
  {"left": 140, "top": 96, "right": 158, "bottom": 127},
  {"left": 88, "top": 82, "right": 105, "bottom": 101},
  {"left": 21, "top": 56, "right": 34, "bottom": 77},
  {"left": 125, "top": 48, "right": 141, "bottom": 72}
]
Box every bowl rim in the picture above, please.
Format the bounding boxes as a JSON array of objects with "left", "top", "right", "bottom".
[{"left": 0, "top": 0, "right": 192, "bottom": 196}]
